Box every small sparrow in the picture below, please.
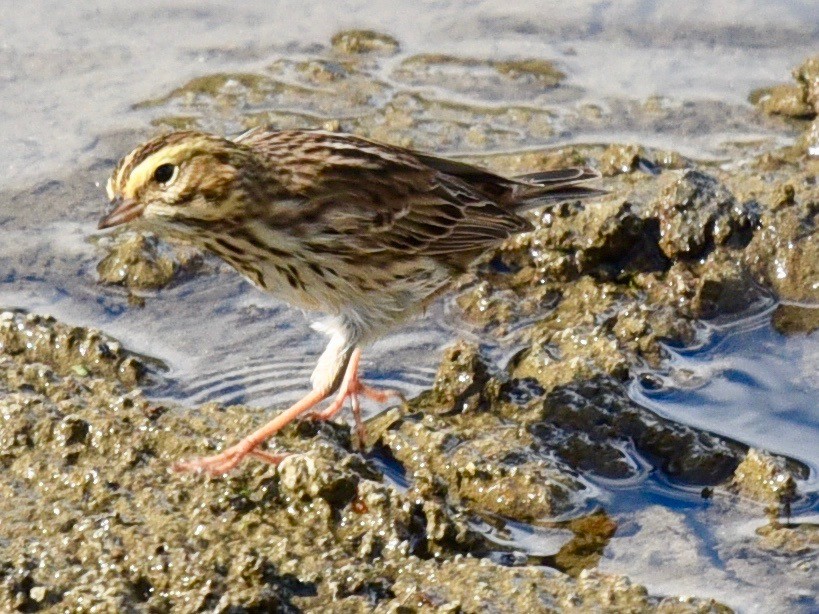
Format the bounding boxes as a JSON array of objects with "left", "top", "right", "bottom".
[{"left": 99, "top": 128, "right": 601, "bottom": 475}]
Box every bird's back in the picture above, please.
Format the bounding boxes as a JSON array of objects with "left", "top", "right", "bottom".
[
  {"left": 227, "top": 129, "right": 603, "bottom": 338},
  {"left": 236, "top": 129, "right": 600, "bottom": 261}
]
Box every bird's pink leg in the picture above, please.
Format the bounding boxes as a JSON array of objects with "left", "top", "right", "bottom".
[
  {"left": 173, "top": 350, "right": 362, "bottom": 476},
  {"left": 309, "top": 354, "right": 405, "bottom": 421},
  {"left": 172, "top": 388, "right": 328, "bottom": 476},
  {"left": 307, "top": 351, "right": 405, "bottom": 448},
  {"left": 173, "top": 348, "right": 405, "bottom": 476},
  {"left": 308, "top": 348, "right": 363, "bottom": 422}
]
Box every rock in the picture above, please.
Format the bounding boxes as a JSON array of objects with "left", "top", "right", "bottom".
[
  {"left": 0, "top": 313, "right": 727, "bottom": 612},
  {"left": 455, "top": 280, "right": 518, "bottom": 332},
  {"left": 277, "top": 453, "right": 358, "bottom": 506},
  {"left": 492, "top": 58, "right": 566, "bottom": 86},
  {"left": 752, "top": 83, "right": 815, "bottom": 119},
  {"left": 384, "top": 413, "right": 588, "bottom": 520},
  {"left": 295, "top": 59, "right": 350, "bottom": 83},
  {"left": 392, "top": 557, "right": 729, "bottom": 613},
  {"left": 690, "top": 254, "right": 758, "bottom": 318},
  {"left": 97, "top": 231, "right": 198, "bottom": 290},
  {"left": 744, "top": 198, "right": 819, "bottom": 303},
  {"left": 652, "top": 170, "right": 757, "bottom": 259},
  {"left": 600, "top": 143, "right": 644, "bottom": 176},
  {"left": 330, "top": 29, "right": 399, "bottom": 55},
  {"left": 731, "top": 448, "right": 798, "bottom": 507},
  {"left": 751, "top": 56, "right": 819, "bottom": 119},
  {"left": 413, "top": 340, "right": 497, "bottom": 414},
  {"left": 772, "top": 302, "right": 819, "bottom": 335},
  {"left": 794, "top": 55, "right": 819, "bottom": 114},
  {"left": 529, "top": 376, "right": 745, "bottom": 485},
  {"left": 508, "top": 274, "right": 679, "bottom": 386},
  {"left": 0, "top": 310, "right": 145, "bottom": 385},
  {"left": 527, "top": 197, "right": 668, "bottom": 277}
]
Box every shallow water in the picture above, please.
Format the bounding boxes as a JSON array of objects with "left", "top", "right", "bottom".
[
  {"left": 2, "top": 0, "right": 818, "bottom": 189},
  {"left": 614, "top": 309, "right": 819, "bottom": 611},
  {"left": 631, "top": 304, "right": 819, "bottom": 497},
  {"left": 2, "top": 2, "right": 819, "bottom": 612}
]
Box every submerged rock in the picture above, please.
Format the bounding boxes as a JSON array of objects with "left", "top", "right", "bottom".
[
  {"left": 528, "top": 376, "right": 745, "bottom": 484},
  {"left": 394, "top": 54, "right": 566, "bottom": 100},
  {"left": 330, "top": 29, "right": 399, "bottom": 55},
  {"left": 546, "top": 511, "right": 619, "bottom": 576},
  {"left": 756, "top": 520, "right": 819, "bottom": 555}
]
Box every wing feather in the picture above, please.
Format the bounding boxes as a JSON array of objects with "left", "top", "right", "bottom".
[{"left": 238, "top": 129, "right": 595, "bottom": 259}]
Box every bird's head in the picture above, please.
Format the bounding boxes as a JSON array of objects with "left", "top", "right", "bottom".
[{"left": 99, "top": 131, "right": 255, "bottom": 232}]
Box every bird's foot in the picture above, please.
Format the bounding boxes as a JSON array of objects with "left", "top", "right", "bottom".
[
  {"left": 173, "top": 348, "right": 399, "bottom": 476},
  {"left": 306, "top": 380, "right": 405, "bottom": 450},
  {"left": 173, "top": 387, "right": 331, "bottom": 476},
  {"left": 173, "top": 439, "right": 288, "bottom": 476},
  {"left": 308, "top": 381, "right": 405, "bottom": 421},
  {"left": 358, "top": 383, "right": 406, "bottom": 405}
]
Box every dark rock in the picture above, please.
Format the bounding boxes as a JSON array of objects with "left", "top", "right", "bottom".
[
  {"left": 531, "top": 376, "right": 745, "bottom": 485},
  {"left": 652, "top": 170, "right": 757, "bottom": 259}
]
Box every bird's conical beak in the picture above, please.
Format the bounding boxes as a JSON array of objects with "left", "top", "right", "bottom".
[{"left": 98, "top": 197, "right": 144, "bottom": 229}]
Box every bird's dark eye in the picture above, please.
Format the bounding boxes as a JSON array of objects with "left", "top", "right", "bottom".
[{"left": 153, "top": 163, "right": 176, "bottom": 184}]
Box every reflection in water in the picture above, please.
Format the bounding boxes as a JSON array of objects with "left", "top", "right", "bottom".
[
  {"left": 158, "top": 351, "right": 438, "bottom": 409},
  {"left": 630, "top": 304, "right": 819, "bottom": 498}
]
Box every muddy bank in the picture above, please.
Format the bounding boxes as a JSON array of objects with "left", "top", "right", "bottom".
[{"left": 0, "top": 311, "right": 733, "bottom": 612}]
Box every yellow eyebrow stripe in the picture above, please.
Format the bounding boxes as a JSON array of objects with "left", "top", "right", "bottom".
[{"left": 121, "top": 143, "right": 197, "bottom": 198}]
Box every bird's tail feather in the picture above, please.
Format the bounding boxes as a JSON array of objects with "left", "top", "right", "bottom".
[
  {"left": 512, "top": 167, "right": 606, "bottom": 208},
  {"left": 515, "top": 167, "right": 600, "bottom": 184}
]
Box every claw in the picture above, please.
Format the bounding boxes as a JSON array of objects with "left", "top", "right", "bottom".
[{"left": 173, "top": 440, "right": 287, "bottom": 476}]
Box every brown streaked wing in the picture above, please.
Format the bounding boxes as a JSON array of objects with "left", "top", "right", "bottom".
[{"left": 239, "top": 129, "right": 533, "bottom": 257}]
